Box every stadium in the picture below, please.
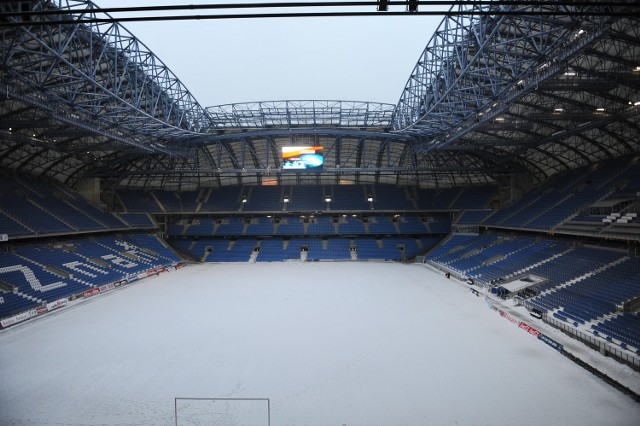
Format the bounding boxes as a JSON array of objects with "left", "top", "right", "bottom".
[{"left": 1, "top": 1, "right": 640, "bottom": 424}]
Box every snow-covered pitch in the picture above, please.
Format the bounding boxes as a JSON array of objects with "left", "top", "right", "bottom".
[{"left": 1, "top": 262, "right": 638, "bottom": 425}]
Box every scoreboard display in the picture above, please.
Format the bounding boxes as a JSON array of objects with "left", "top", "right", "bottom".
[{"left": 281, "top": 146, "right": 324, "bottom": 171}]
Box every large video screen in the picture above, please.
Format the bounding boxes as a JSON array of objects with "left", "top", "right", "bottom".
[{"left": 281, "top": 146, "right": 324, "bottom": 171}]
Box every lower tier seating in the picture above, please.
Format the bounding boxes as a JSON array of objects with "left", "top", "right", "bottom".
[
  {"left": 426, "top": 232, "right": 640, "bottom": 353},
  {"left": 0, "top": 234, "right": 181, "bottom": 319},
  {"left": 170, "top": 236, "right": 441, "bottom": 263}
]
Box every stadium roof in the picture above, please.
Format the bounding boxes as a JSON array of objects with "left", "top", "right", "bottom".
[{"left": 1, "top": 1, "right": 639, "bottom": 189}]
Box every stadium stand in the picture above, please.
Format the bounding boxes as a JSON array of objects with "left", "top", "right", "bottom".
[
  {"left": 199, "top": 238, "right": 257, "bottom": 262},
  {"left": 243, "top": 186, "right": 283, "bottom": 212},
  {"left": 275, "top": 217, "right": 305, "bottom": 235},
  {"left": 288, "top": 185, "right": 324, "bottom": 211},
  {"left": 307, "top": 216, "right": 334, "bottom": 235},
  {"left": 425, "top": 231, "right": 640, "bottom": 356},
  {"left": 115, "top": 184, "right": 497, "bottom": 215},
  {"left": 0, "top": 173, "right": 130, "bottom": 238},
  {"left": 0, "top": 234, "right": 181, "bottom": 319},
  {"left": 200, "top": 187, "right": 244, "bottom": 212},
  {"left": 367, "top": 216, "right": 398, "bottom": 234},
  {"left": 592, "top": 313, "right": 640, "bottom": 353},
  {"left": 455, "top": 210, "right": 492, "bottom": 225},
  {"left": 117, "top": 213, "right": 157, "bottom": 229},
  {"left": 483, "top": 160, "right": 640, "bottom": 233},
  {"left": 245, "top": 217, "right": 275, "bottom": 235},
  {"left": 372, "top": 185, "right": 414, "bottom": 210},
  {"left": 214, "top": 217, "right": 244, "bottom": 236},
  {"left": 2, "top": 1, "right": 640, "bottom": 394},
  {"left": 117, "top": 190, "right": 161, "bottom": 213}
]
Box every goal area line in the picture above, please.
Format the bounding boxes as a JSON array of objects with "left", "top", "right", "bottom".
[{"left": 174, "top": 397, "right": 271, "bottom": 426}]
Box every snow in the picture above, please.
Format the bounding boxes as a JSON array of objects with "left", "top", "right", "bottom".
[{"left": 1, "top": 262, "right": 639, "bottom": 425}]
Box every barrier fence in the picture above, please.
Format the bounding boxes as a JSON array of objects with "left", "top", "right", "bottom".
[{"left": 543, "top": 315, "right": 640, "bottom": 371}]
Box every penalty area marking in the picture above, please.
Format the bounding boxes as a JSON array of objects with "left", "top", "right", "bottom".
[{"left": 175, "top": 397, "right": 270, "bottom": 426}]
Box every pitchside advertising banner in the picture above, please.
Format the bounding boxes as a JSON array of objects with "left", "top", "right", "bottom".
[
  {"left": 490, "top": 303, "right": 563, "bottom": 352},
  {"left": 83, "top": 288, "right": 100, "bottom": 298},
  {"left": 518, "top": 321, "right": 541, "bottom": 338},
  {"left": 1, "top": 266, "right": 174, "bottom": 330},
  {"left": 1, "top": 309, "right": 38, "bottom": 328},
  {"left": 539, "top": 333, "right": 564, "bottom": 352},
  {"left": 0, "top": 298, "right": 68, "bottom": 329}
]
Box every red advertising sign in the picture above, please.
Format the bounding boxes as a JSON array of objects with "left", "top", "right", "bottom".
[
  {"left": 83, "top": 288, "right": 100, "bottom": 298},
  {"left": 498, "top": 309, "right": 519, "bottom": 324},
  {"left": 518, "top": 321, "right": 541, "bottom": 337}
]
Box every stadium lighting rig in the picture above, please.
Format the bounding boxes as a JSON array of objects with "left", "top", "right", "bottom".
[{"left": 1, "top": 1, "right": 638, "bottom": 26}]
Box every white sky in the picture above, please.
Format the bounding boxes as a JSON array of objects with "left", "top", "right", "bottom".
[{"left": 98, "top": 1, "right": 444, "bottom": 107}]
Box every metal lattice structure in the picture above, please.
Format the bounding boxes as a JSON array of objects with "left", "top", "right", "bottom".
[
  {"left": 1, "top": 1, "right": 639, "bottom": 190},
  {"left": 0, "top": 0, "right": 210, "bottom": 186},
  {"left": 394, "top": 1, "right": 640, "bottom": 183}
]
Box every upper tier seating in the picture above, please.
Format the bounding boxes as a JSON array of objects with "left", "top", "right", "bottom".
[
  {"left": 166, "top": 214, "right": 449, "bottom": 238},
  {"left": 0, "top": 173, "right": 129, "bottom": 238},
  {"left": 330, "top": 185, "right": 371, "bottom": 211},
  {"left": 200, "top": 187, "right": 244, "bottom": 212},
  {"left": 117, "top": 213, "right": 157, "bottom": 229},
  {"left": 483, "top": 159, "right": 640, "bottom": 233},
  {"left": 154, "top": 190, "right": 185, "bottom": 212},
  {"left": 117, "top": 190, "right": 161, "bottom": 213},
  {"left": 372, "top": 185, "right": 414, "bottom": 210},
  {"left": 287, "top": 185, "right": 324, "bottom": 211},
  {"left": 117, "top": 184, "right": 497, "bottom": 214},
  {"left": 455, "top": 210, "right": 492, "bottom": 225},
  {"left": 243, "top": 186, "right": 283, "bottom": 212}
]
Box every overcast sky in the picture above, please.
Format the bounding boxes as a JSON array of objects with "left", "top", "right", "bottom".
[{"left": 99, "top": 1, "right": 444, "bottom": 107}]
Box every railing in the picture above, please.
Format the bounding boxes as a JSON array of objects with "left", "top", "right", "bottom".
[
  {"left": 543, "top": 314, "right": 640, "bottom": 371},
  {"left": 205, "top": 100, "right": 395, "bottom": 130}
]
